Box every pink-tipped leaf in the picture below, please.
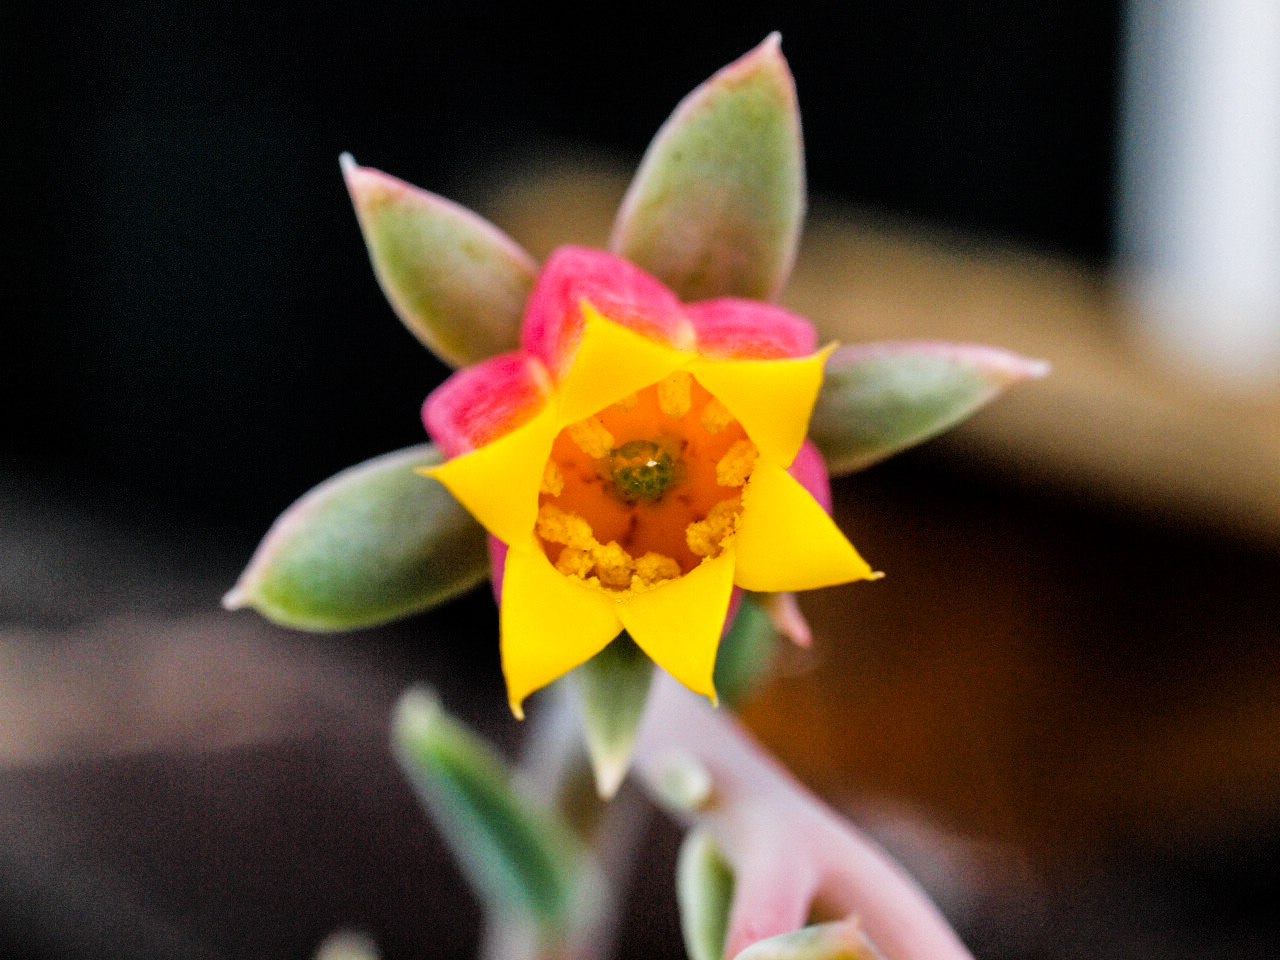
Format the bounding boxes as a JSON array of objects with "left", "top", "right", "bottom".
[
  {"left": 611, "top": 34, "right": 805, "bottom": 303},
  {"left": 809, "top": 341, "right": 1049, "bottom": 475},
  {"left": 223, "top": 444, "right": 488, "bottom": 630},
  {"left": 343, "top": 155, "right": 538, "bottom": 368}
]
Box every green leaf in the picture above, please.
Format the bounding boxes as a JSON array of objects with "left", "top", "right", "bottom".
[
  {"left": 393, "top": 687, "right": 584, "bottom": 934},
  {"left": 646, "top": 750, "right": 714, "bottom": 814},
  {"left": 224, "top": 444, "right": 489, "bottom": 631},
  {"left": 342, "top": 155, "right": 537, "bottom": 368},
  {"left": 571, "top": 633, "right": 656, "bottom": 800},
  {"left": 677, "top": 829, "right": 736, "bottom": 960},
  {"left": 713, "top": 596, "right": 778, "bottom": 709},
  {"left": 733, "top": 920, "right": 887, "bottom": 960},
  {"left": 809, "top": 342, "right": 1049, "bottom": 475},
  {"left": 611, "top": 33, "right": 805, "bottom": 302}
]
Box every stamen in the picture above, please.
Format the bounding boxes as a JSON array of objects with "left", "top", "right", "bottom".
[
  {"left": 539, "top": 371, "right": 755, "bottom": 587},
  {"left": 716, "top": 439, "right": 758, "bottom": 487},
  {"left": 537, "top": 503, "right": 597, "bottom": 549},
  {"left": 657, "top": 371, "right": 692, "bottom": 418},
  {"left": 555, "top": 546, "right": 595, "bottom": 577},
  {"left": 633, "top": 551, "right": 681, "bottom": 588},
  {"left": 567, "top": 417, "right": 614, "bottom": 459},
  {"left": 593, "top": 541, "right": 635, "bottom": 589},
  {"left": 686, "top": 499, "right": 741, "bottom": 558},
  {"left": 700, "top": 397, "right": 734, "bottom": 434},
  {"left": 540, "top": 460, "right": 565, "bottom": 497}
]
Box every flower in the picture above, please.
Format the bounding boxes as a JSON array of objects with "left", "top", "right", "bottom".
[
  {"left": 424, "top": 246, "right": 876, "bottom": 716},
  {"left": 224, "top": 34, "right": 1044, "bottom": 735}
]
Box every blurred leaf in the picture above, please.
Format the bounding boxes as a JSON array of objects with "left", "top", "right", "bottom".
[
  {"left": 343, "top": 155, "right": 537, "bottom": 368},
  {"left": 393, "top": 687, "right": 584, "bottom": 934},
  {"left": 611, "top": 33, "right": 804, "bottom": 302},
  {"left": 677, "top": 829, "right": 736, "bottom": 960},
  {"left": 571, "top": 633, "right": 656, "bottom": 799},
  {"left": 809, "top": 341, "right": 1048, "bottom": 475},
  {"left": 224, "top": 444, "right": 489, "bottom": 630},
  {"left": 646, "top": 750, "right": 714, "bottom": 814},
  {"left": 713, "top": 596, "right": 777, "bottom": 708},
  {"left": 733, "top": 919, "right": 887, "bottom": 960}
]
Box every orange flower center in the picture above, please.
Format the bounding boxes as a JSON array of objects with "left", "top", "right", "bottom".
[{"left": 536, "top": 372, "right": 758, "bottom": 591}]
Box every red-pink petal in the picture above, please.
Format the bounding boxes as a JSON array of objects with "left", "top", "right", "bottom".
[
  {"left": 686, "top": 298, "right": 817, "bottom": 360},
  {"left": 521, "top": 246, "right": 691, "bottom": 381},
  {"left": 422, "top": 352, "right": 550, "bottom": 458}
]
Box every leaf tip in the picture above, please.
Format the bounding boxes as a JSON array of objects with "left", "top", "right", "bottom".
[
  {"left": 650, "top": 749, "right": 715, "bottom": 812},
  {"left": 393, "top": 684, "right": 444, "bottom": 747},
  {"left": 590, "top": 748, "right": 630, "bottom": 800},
  {"left": 220, "top": 582, "right": 249, "bottom": 611},
  {"left": 730, "top": 31, "right": 790, "bottom": 82},
  {"left": 315, "top": 930, "right": 380, "bottom": 960},
  {"left": 968, "top": 345, "right": 1051, "bottom": 387},
  {"left": 1023, "top": 356, "right": 1052, "bottom": 380}
]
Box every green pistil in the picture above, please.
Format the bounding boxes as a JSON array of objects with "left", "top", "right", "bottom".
[{"left": 609, "top": 440, "right": 678, "bottom": 502}]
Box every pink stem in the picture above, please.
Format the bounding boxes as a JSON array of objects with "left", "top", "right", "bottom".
[{"left": 633, "top": 676, "right": 974, "bottom": 960}]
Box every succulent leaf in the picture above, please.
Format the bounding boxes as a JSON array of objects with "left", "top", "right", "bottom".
[
  {"left": 733, "top": 919, "right": 887, "bottom": 960},
  {"left": 712, "top": 596, "right": 777, "bottom": 708},
  {"left": 677, "top": 829, "right": 737, "bottom": 960},
  {"left": 342, "top": 155, "right": 537, "bottom": 368},
  {"left": 611, "top": 33, "right": 805, "bottom": 303},
  {"left": 809, "top": 341, "right": 1049, "bottom": 475},
  {"left": 393, "top": 687, "right": 585, "bottom": 934},
  {"left": 571, "top": 633, "right": 656, "bottom": 799},
  {"left": 224, "top": 444, "right": 488, "bottom": 630}
]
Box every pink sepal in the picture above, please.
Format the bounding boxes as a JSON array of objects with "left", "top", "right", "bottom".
[
  {"left": 488, "top": 536, "right": 509, "bottom": 603},
  {"left": 686, "top": 298, "right": 817, "bottom": 359},
  {"left": 521, "top": 246, "right": 690, "bottom": 381},
  {"left": 423, "top": 352, "right": 550, "bottom": 458},
  {"left": 788, "top": 440, "right": 833, "bottom": 511}
]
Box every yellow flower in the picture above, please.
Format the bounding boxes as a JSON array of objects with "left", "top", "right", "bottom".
[{"left": 425, "top": 248, "right": 876, "bottom": 717}]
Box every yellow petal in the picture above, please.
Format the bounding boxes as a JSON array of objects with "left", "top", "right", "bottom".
[
  {"left": 501, "top": 546, "right": 624, "bottom": 717},
  {"left": 618, "top": 550, "right": 736, "bottom": 703},
  {"left": 556, "top": 305, "right": 690, "bottom": 424},
  {"left": 424, "top": 407, "right": 559, "bottom": 548},
  {"left": 689, "top": 344, "right": 835, "bottom": 467},
  {"left": 733, "top": 460, "right": 877, "bottom": 591}
]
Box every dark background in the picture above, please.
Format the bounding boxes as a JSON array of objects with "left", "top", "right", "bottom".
[{"left": 6, "top": 0, "right": 1118, "bottom": 542}]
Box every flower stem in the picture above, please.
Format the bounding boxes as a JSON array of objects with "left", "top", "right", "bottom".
[{"left": 633, "top": 677, "right": 975, "bottom": 960}]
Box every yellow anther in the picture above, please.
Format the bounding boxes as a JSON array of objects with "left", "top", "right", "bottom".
[
  {"left": 686, "top": 499, "right": 740, "bottom": 558},
  {"left": 540, "top": 460, "right": 565, "bottom": 497},
  {"left": 716, "top": 439, "right": 758, "bottom": 487},
  {"left": 633, "top": 551, "right": 681, "bottom": 588},
  {"left": 613, "top": 392, "right": 639, "bottom": 412},
  {"left": 537, "top": 503, "right": 597, "bottom": 550},
  {"left": 700, "top": 396, "right": 735, "bottom": 434},
  {"left": 566, "top": 417, "right": 614, "bottom": 459},
  {"left": 593, "top": 540, "right": 635, "bottom": 589},
  {"left": 657, "top": 371, "right": 692, "bottom": 418},
  {"left": 554, "top": 546, "right": 595, "bottom": 578}
]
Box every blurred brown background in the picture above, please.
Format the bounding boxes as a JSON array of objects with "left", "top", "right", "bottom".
[{"left": 6, "top": 2, "right": 1279, "bottom": 959}]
